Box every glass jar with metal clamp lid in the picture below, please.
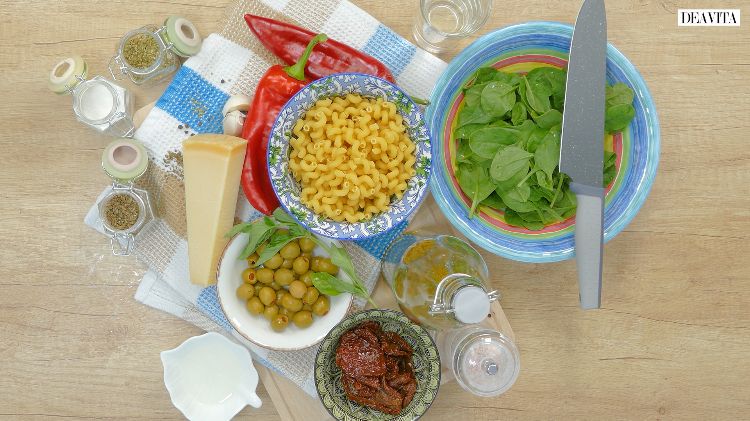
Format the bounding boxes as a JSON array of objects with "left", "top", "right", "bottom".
[
  {"left": 48, "top": 56, "right": 135, "bottom": 137},
  {"left": 109, "top": 16, "right": 202, "bottom": 85},
  {"left": 97, "top": 138, "right": 155, "bottom": 256},
  {"left": 381, "top": 232, "right": 500, "bottom": 331}
]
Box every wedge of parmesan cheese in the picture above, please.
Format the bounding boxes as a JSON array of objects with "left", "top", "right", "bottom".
[{"left": 183, "top": 134, "right": 247, "bottom": 286}]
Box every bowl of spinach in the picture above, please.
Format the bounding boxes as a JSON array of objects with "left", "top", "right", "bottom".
[{"left": 426, "top": 22, "right": 660, "bottom": 263}]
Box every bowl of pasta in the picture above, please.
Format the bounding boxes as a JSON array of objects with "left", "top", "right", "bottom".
[{"left": 267, "top": 73, "right": 432, "bottom": 240}]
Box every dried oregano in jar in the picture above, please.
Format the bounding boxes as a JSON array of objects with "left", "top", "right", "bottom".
[
  {"left": 122, "top": 34, "right": 159, "bottom": 69},
  {"left": 103, "top": 193, "right": 140, "bottom": 230}
]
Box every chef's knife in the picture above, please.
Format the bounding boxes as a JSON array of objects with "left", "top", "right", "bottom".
[{"left": 560, "top": 0, "right": 607, "bottom": 310}]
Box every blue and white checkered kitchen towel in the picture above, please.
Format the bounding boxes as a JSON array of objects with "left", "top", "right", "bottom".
[{"left": 85, "top": 0, "right": 446, "bottom": 397}]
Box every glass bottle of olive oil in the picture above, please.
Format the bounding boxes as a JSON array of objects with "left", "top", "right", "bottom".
[{"left": 382, "top": 232, "right": 499, "bottom": 331}]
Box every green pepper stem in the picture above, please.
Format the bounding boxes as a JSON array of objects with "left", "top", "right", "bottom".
[{"left": 284, "top": 33, "right": 328, "bottom": 81}]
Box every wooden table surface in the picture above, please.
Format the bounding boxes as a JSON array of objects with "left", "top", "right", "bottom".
[{"left": 2, "top": 0, "right": 749, "bottom": 419}]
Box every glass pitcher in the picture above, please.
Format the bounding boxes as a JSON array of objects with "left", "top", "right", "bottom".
[{"left": 381, "top": 232, "right": 499, "bottom": 330}]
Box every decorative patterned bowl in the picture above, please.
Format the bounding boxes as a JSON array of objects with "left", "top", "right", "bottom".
[
  {"left": 426, "top": 22, "right": 660, "bottom": 262},
  {"left": 314, "top": 309, "right": 441, "bottom": 421},
  {"left": 267, "top": 73, "right": 432, "bottom": 240}
]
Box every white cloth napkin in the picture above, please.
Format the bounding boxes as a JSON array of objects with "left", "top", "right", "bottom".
[{"left": 85, "top": 0, "right": 446, "bottom": 397}]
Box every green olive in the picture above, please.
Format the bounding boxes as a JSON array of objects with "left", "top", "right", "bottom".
[
  {"left": 312, "top": 295, "right": 330, "bottom": 316},
  {"left": 281, "top": 259, "right": 294, "bottom": 269},
  {"left": 289, "top": 280, "right": 307, "bottom": 299},
  {"left": 274, "top": 268, "right": 294, "bottom": 286},
  {"left": 242, "top": 268, "right": 257, "bottom": 284},
  {"left": 254, "top": 284, "right": 263, "bottom": 295},
  {"left": 310, "top": 256, "right": 325, "bottom": 272},
  {"left": 247, "top": 297, "right": 264, "bottom": 315},
  {"left": 256, "top": 242, "right": 268, "bottom": 255},
  {"left": 264, "top": 253, "right": 283, "bottom": 270},
  {"left": 300, "top": 271, "right": 314, "bottom": 287},
  {"left": 292, "top": 256, "right": 310, "bottom": 275},
  {"left": 302, "top": 303, "right": 313, "bottom": 312},
  {"left": 280, "top": 294, "right": 303, "bottom": 312},
  {"left": 259, "top": 286, "right": 277, "bottom": 306},
  {"left": 263, "top": 304, "right": 279, "bottom": 321},
  {"left": 236, "top": 284, "right": 255, "bottom": 300},
  {"left": 271, "top": 314, "right": 289, "bottom": 332},
  {"left": 299, "top": 237, "right": 316, "bottom": 253},
  {"left": 303, "top": 287, "right": 320, "bottom": 305},
  {"left": 319, "top": 258, "right": 340, "bottom": 275},
  {"left": 269, "top": 281, "right": 282, "bottom": 291},
  {"left": 277, "top": 289, "right": 289, "bottom": 302},
  {"left": 292, "top": 311, "right": 314, "bottom": 328},
  {"left": 278, "top": 307, "right": 294, "bottom": 317},
  {"left": 280, "top": 241, "right": 301, "bottom": 260},
  {"left": 246, "top": 253, "right": 260, "bottom": 267},
  {"left": 257, "top": 268, "right": 274, "bottom": 284}
]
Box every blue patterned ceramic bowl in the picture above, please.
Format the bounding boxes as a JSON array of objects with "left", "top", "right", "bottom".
[
  {"left": 426, "top": 22, "right": 660, "bottom": 262},
  {"left": 268, "top": 73, "right": 432, "bottom": 240}
]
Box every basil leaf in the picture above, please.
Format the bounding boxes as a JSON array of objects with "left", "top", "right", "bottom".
[
  {"left": 225, "top": 222, "right": 252, "bottom": 239},
  {"left": 312, "top": 272, "right": 360, "bottom": 296},
  {"left": 490, "top": 146, "right": 533, "bottom": 182},
  {"left": 255, "top": 230, "right": 303, "bottom": 266},
  {"left": 272, "top": 208, "right": 298, "bottom": 226},
  {"left": 238, "top": 218, "right": 277, "bottom": 260}
]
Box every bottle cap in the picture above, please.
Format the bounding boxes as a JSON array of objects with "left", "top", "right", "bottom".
[
  {"left": 102, "top": 138, "right": 149, "bottom": 183},
  {"left": 453, "top": 329, "right": 520, "bottom": 397},
  {"left": 164, "top": 16, "right": 202, "bottom": 57},
  {"left": 452, "top": 286, "right": 491, "bottom": 324},
  {"left": 48, "top": 56, "right": 87, "bottom": 94}
]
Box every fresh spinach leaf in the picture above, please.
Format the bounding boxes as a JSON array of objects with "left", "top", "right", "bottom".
[
  {"left": 534, "top": 109, "right": 563, "bottom": 129},
  {"left": 606, "top": 83, "right": 634, "bottom": 107},
  {"left": 469, "top": 127, "right": 518, "bottom": 159},
  {"left": 523, "top": 75, "right": 551, "bottom": 114},
  {"left": 480, "top": 192, "right": 505, "bottom": 210},
  {"left": 511, "top": 102, "right": 527, "bottom": 126},
  {"left": 454, "top": 123, "right": 485, "bottom": 140},
  {"left": 605, "top": 103, "right": 635, "bottom": 133},
  {"left": 480, "top": 82, "right": 516, "bottom": 117},
  {"left": 457, "top": 103, "right": 493, "bottom": 127},
  {"left": 490, "top": 146, "right": 533, "bottom": 182},
  {"left": 534, "top": 130, "right": 561, "bottom": 180},
  {"left": 457, "top": 164, "right": 495, "bottom": 217}
]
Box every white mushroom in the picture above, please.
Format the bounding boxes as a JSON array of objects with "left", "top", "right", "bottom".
[
  {"left": 222, "top": 94, "right": 252, "bottom": 116},
  {"left": 223, "top": 110, "right": 246, "bottom": 136}
]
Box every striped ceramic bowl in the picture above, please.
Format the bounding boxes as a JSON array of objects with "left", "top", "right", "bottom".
[{"left": 426, "top": 22, "right": 660, "bottom": 262}]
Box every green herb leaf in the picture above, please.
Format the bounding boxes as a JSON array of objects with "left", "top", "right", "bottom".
[
  {"left": 480, "top": 82, "right": 516, "bottom": 118},
  {"left": 457, "top": 103, "right": 493, "bottom": 127},
  {"left": 523, "top": 75, "right": 551, "bottom": 114},
  {"left": 605, "top": 103, "right": 635, "bottom": 133},
  {"left": 490, "top": 146, "right": 533, "bottom": 182},
  {"left": 238, "top": 217, "right": 277, "bottom": 260},
  {"left": 606, "top": 83, "right": 635, "bottom": 107},
  {"left": 533, "top": 129, "right": 561, "bottom": 180},
  {"left": 255, "top": 230, "right": 303, "bottom": 266},
  {"left": 533, "top": 109, "right": 563, "bottom": 129},
  {"left": 511, "top": 102, "right": 527, "bottom": 126},
  {"left": 311, "top": 272, "right": 361, "bottom": 296},
  {"left": 468, "top": 127, "right": 518, "bottom": 159},
  {"left": 457, "top": 164, "right": 495, "bottom": 217}
]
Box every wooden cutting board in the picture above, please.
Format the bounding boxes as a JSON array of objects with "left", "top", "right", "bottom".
[{"left": 133, "top": 103, "right": 514, "bottom": 420}]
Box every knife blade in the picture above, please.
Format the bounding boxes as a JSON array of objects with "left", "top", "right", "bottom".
[{"left": 559, "top": 0, "right": 607, "bottom": 310}]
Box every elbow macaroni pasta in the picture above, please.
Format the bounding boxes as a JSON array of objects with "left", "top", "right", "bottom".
[{"left": 289, "top": 94, "right": 416, "bottom": 223}]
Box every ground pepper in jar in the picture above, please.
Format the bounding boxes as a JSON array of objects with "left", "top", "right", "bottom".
[
  {"left": 122, "top": 34, "right": 159, "bottom": 69},
  {"left": 103, "top": 193, "right": 140, "bottom": 230}
]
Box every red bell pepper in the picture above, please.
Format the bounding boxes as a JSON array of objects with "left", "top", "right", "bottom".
[
  {"left": 240, "top": 33, "right": 328, "bottom": 215},
  {"left": 244, "top": 14, "right": 395, "bottom": 83}
]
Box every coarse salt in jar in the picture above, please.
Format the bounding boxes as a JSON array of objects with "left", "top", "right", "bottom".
[
  {"left": 48, "top": 56, "right": 135, "bottom": 137},
  {"left": 109, "top": 16, "right": 202, "bottom": 85}
]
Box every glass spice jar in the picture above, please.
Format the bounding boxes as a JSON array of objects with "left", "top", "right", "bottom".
[
  {"left": 48, "top": 56, "right": 135, "bottom": 137},
  {"left": 109, "top": 16, "right": 202, "bottom": 85},
  {"left": 98, "top": 138, "right": 155, "bottom": 256}
]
